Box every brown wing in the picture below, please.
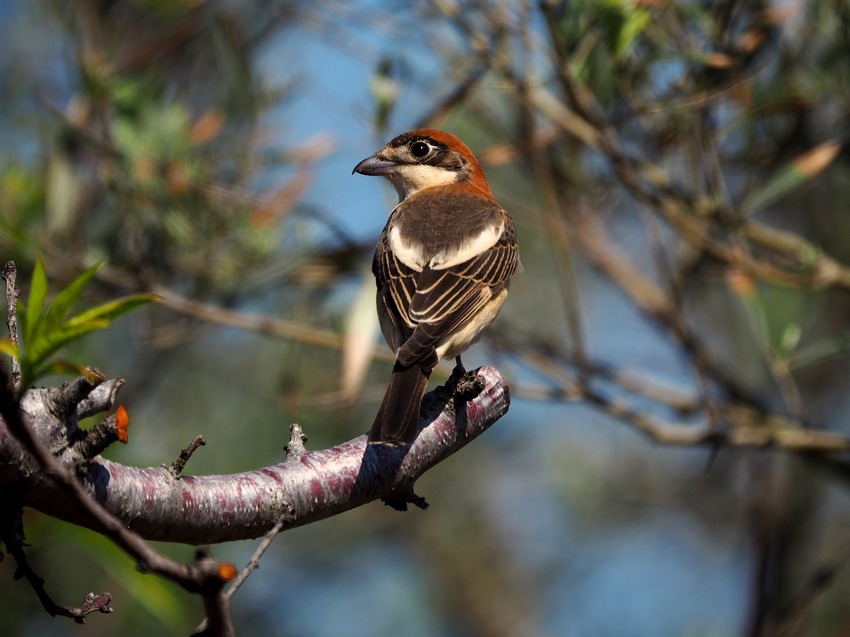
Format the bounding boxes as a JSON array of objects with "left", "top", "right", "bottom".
[
  {"left": 395, "top": 213, "right": 517, "bottom": 368},
  {"left": 373, "top": 230, "right": 418, "bottom": 349},
  {"left": 371, "top": 209, "right": 517, "bottom": 370}
]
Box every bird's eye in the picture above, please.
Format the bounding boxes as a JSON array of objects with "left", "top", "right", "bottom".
[{"left": 411, "top": 141, "right": 430, "bottom": 158}]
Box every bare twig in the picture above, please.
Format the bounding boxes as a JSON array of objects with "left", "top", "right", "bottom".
[
  {"left": 225, "top": 507, "right": 291, "bottom": 603},
  {"left": 193, "top": 548, "right": 237, "bottom": 637},
  {"left": 0, "top": 503, "right": 112, "bottom": 623},
  {"left": 283, "top": 423, "right": 308, "bottom": 459},
  {"left": 581, "top": 385, "right": 850, "bottom": 453},
  {"left": 2, "top": 261, "right": 21, "bottom": 391},
  {"left": 194, "top": 502, "right": 295, "bottom": 635},
  {"left": 155, "top": 288, "right": 393, "bottom": 360},
  {"left": 169, "top": 435, "right": 207, "bottom": 478}
]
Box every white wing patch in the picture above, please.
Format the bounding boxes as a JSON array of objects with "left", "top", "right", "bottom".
[
  {"left": 430, "top": 220, "right": 503, "bottom": 270},
  {"left": 388, "top": 226, "right": 425, "bottom": 271}
]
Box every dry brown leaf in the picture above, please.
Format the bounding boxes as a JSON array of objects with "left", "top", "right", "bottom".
[{"left": 793, "top": 141, "right": 841, "bottom": 179}]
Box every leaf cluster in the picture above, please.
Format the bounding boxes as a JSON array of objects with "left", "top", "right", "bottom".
[{"left": 0, "top": 258, "right": 155, "bottom": 391}]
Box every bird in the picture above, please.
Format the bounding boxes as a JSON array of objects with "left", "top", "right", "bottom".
[{"left": 353, "top": 129, "right": 519, "bottom": 444}]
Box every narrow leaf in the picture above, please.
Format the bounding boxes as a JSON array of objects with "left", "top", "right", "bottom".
[
  {"left": 43, "top": 261, "right": 105, "bottom": 330},
  {"left": 789, "top": 334, "right": 850, "bottom": 370},
  {"left": 27, "top": 319, "right": 109, "bottom": 365},
  {"left": 0, "top": 338, "right": 20, "bottom": 359},
  {"left": 341, "top": 274, "right": 379, "bottom": 402},
  {"left": 66, "top": 293, "right": 158, "bottom": 326},
  {"left": 31, "top": 359, "right": 93, "bottom": 381},
  {"left": 23, "top": 256, "right": 48, "bottom": 348},
  {"left": 616, "top": 9, "right": 650, "bottom": 61},
  {"left": 741, "top": 140, "right": 841, "bottom": 215}
]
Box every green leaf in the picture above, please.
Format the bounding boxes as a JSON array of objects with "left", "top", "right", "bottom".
[
  {"left": 616, "top": 8, "right": 650, "bottom": 61},
  {"left": 0, "top": 338, "right": 19, "bottom": 359},
  {"left": 741, "top": 141, "right": 841, "bottom": 216},
  {"left": 27, "top": 319, "right": 108, "bottom": 365},
  {"left": 30, "top": 358, "right": 93, "bottom": 381},
  {"left": 43, "top": 261, "right": 105, "bottom": 330},
  {"left": 23, "top": 256, "right": 48, "bottom": 348},
  {"left": 789, "top": 334, "right": 850, "bottom": 370},
  {"left": 66, "top": 293, "right": 158, "bottom": 326}
]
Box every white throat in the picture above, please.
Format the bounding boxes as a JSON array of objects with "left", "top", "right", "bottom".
[{"left": 388, "top": 165, "right": 458, "bottom": 201}]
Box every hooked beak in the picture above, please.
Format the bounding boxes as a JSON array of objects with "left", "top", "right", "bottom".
[{"left": 352, "top": 153, "right": 399, "bottom": 176}]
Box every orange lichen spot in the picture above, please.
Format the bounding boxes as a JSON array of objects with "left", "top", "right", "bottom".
[
  {"left": 166, "top": 161, "right": 190, "bottom": 195},
  {"left": 217, "top": 562, "right": 238, "bottom": 582},
  {"left": 115, "top": 406, "right": 130, "bottom": 444},
  {"left": 727, "top": 270, "right": 756, "bottom": 298},
  {"left": 189, "top": 109, "right": 224, "bottom": 145},
  {"left": 738, "top": 29, "right": 766, "bottom": 55},
  {"left": 704, "top": 53, "right": 736, "bottom": 69}
]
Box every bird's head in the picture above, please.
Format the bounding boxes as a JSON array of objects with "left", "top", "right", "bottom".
[{"left": 353, "top": 129, "right": 492, "bottom": 201}]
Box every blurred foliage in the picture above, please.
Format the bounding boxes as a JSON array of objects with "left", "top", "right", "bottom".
[{"left": 3, "top": 0, "right": 850, "bottom": 636}]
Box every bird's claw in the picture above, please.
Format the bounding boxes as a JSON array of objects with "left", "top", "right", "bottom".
[{"left": 453, "top": 369, "right": 485, "bottom": 401}]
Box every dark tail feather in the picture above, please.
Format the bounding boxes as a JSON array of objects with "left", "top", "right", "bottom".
[{"left": 369, "top": 362, "right": 431, "bottom": 444}]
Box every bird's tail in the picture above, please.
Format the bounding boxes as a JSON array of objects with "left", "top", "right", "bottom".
[{"left": 369, "top": 361, "right": 431, "bottom": 444}]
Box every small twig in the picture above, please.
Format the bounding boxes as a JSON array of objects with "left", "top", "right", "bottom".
[
  {"left": 193, "top": 505, "right": 293, "bottom": 636},
  {"left": 74, "top": 407, "right": 131, "bottom": 459},
  {"left": 76, "top": 378, "right": 125, "bottom": 420},
  {"left": 225, "top": 508, "right": 291, "bottom": 602},
  {"left": 76, "top": 593, "right": 114, "bottom": 623},
  {"left": 155, "top": 288, "right": 356, "bottom": 354},
  {"left": 768, "top": 549, "right": 847, "bottom": 636},
  {"left": 1, "top": 503, "right": 112, "bottom": 623},
  {"left": 169, "top": 435, "right": 207, "bottom": 477},
  {"left": 2, "top": 261, "right": 21, "bottom": 391},
  {"left": 415, "top": 59, "right": 490, "bottom": 130},
  {"left": 191, "top": 548, "right": 237, "bottom": 637},
  {"left": 283, "top": 423, "right": 308, "bottom": 459},
  {"left": 581, "top": 384, "right": 850, "bottom": 452}
]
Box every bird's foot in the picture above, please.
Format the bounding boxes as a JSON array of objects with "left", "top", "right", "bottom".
[
  {"left": 454, "top": 370, "right": 485, "bottom": 401},
  {"left": 450, "top": 368, "right": 486, "bottom": 401}
]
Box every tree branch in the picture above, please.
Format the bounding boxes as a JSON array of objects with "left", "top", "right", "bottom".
[{"left": 1, "top": 366, "right": 511, "bottom": 545}]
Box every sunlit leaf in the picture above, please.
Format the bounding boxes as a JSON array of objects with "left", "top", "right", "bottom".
[
  {"left": 43, "top": 261, "right": 105, "bottom": 330},
  {"left": 23, "top": 256, "right": 48, "bottom": 348},
  {"left": 341, "top": 273, "right": 379, "bottom": 402},
  {"left": 778, "top": 323, "right": 801, "bottom": 354},
  {"left": 45, "top": 147, "right": 79, "bottom": 233},
  {"left": 67, "top": 293, "right": 158, "bottom": 326},
  {"left": 789, "top": 334, "right": 850, "bottom": 370},
  {"left": 188, "top": 109, "right": 224, "bottom": 145},
  {"left": 27, "top": 319, "right": 109, "bottom": 366},
  {"left": 741, "top": 141, "right": 841, "bottom": 215},
  {"left": 31, "top": 358, "right": 93, "bottom": 380},
  {"left": 702, "top": 52, "right": 736, "bottom": 68},
  {"left": 616, "top": 8, "right": 650, "bottom": 61},
  {"left": 0, "top": 338, "right": 19, "bottom": 359}
]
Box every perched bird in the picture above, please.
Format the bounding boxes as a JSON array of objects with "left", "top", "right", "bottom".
[{"left": 353, "top": 129, "right": 519, "bottom": 444}]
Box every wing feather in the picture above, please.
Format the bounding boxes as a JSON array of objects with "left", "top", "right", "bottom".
[{"left": 374, "top": 193, "right": 519, "bottom": 370}]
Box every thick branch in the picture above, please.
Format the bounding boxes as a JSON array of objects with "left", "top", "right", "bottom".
[{"left": 3, "top": 367, "right": 510, "bottom": 545}]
